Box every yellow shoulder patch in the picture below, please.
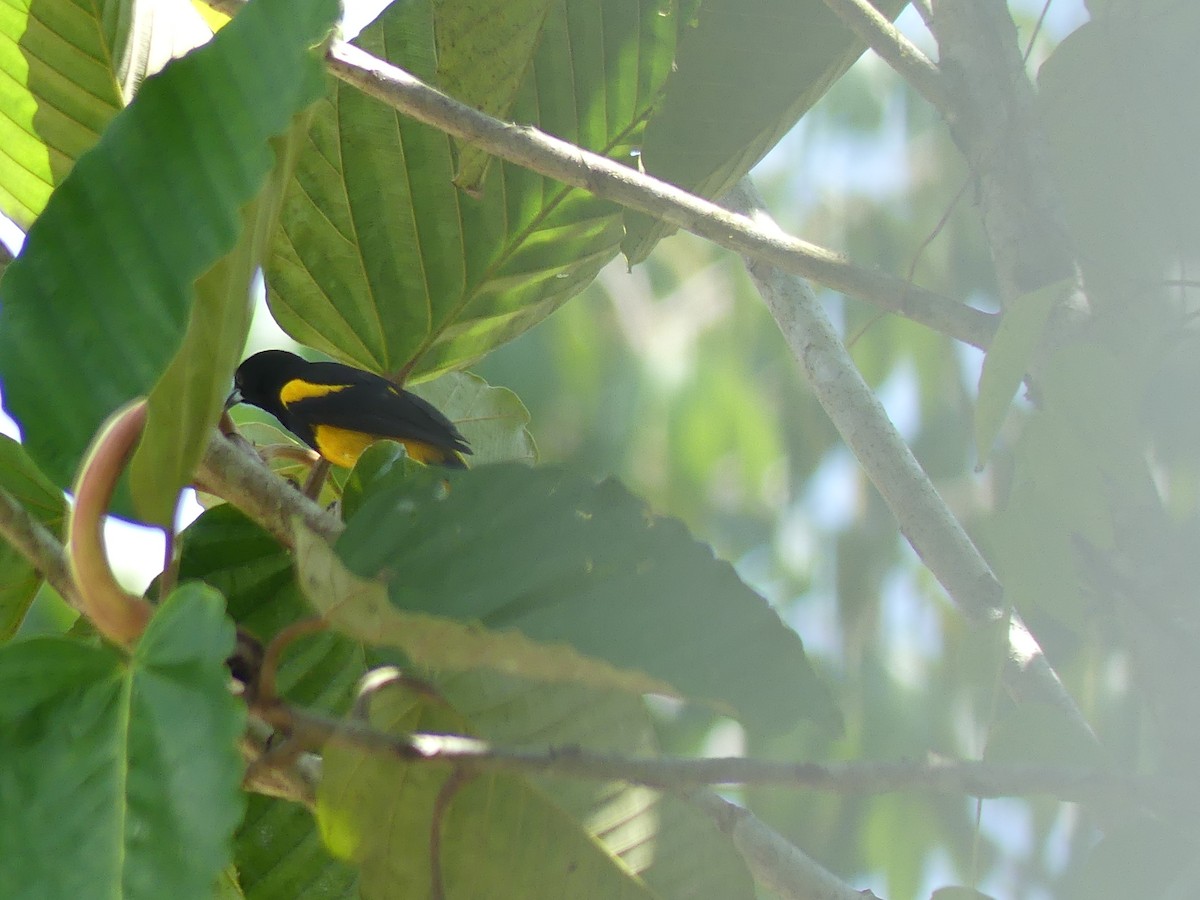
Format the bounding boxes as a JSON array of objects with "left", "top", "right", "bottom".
[{"left": 280, "top": 379, "right": 351, "bottom": 407}]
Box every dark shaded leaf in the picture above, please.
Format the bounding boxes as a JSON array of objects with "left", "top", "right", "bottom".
[{"left": 336, "top": 464, "right": 839, "bottom": 737}]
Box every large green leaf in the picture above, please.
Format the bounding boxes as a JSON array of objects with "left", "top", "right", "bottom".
[
  {"left": 0, "top": 584, "right": 244, "bottom": 899},
  {"left": 335, "top": 464, "right": 839, "bottom": 737},
  {"left": 432, "top": 669, "right": 756, "bottom": 899},
  {"left": 621, "top": 0, "right": 907, "bottom": 263},
  {"left": 175, "top": 501, "right": 752, "bottom": 897},
  {"left": 236, "top": 795, "right": 358, "bottom": 900},
  {"left": 130, "top": 115, "right": 326, "bottom": 525},
  {"left": 265, "top": 0, "right": 677, "bottom": 378},
  {"left": 0, "top": 0, "right": 338, "bottom": 516},
  {"left": 433, "top": 0, "right": 557, "bottom": 192},
  {"left": 0, "top": 435, "right": 67, "bottom": 637},
  {"left": 0, "top": 0, "right": 212, "bottom": 228},
  {"left": 175, "top": 502, "right": 371, "bottom": 713},
  {"left": 296, "top": 525, "right": 676, "bottom": 696},
  {"left": 319, "top": 686, "right": 657, "bottom": 900}
]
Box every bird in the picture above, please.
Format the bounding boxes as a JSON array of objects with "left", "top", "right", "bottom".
[{"left": 228, "top": 349, "right": 471, "bottom": 469}]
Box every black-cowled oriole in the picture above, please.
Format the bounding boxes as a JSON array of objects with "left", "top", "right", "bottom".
[{"left": 228, "top": 349, "right": 471, "bottom": 469}]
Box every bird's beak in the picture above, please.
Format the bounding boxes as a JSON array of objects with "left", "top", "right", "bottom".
[{"left": 224, "top": 386, "right": 242, "bottom": 411}]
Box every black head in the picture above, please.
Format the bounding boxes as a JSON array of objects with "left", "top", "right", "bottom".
[{"left": 229, "top": 349, "right": 309, "bottom": 414}]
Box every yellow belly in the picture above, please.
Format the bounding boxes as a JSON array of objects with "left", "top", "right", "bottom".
[{"left": 312, "top": 425, "right": 452, "bottom": 468}]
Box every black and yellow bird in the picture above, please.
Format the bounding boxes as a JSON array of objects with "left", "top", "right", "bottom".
[{"left": 228, "top": 349, "right": 471, "bottom": 469}]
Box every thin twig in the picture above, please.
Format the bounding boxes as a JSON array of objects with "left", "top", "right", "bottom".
[
  {"left": 820, "top": 0, "right": 951, "bottom": 113},
  {"left": 240, "top": 717, "right": 320, "bottom": 807},
  {"left": 257, "top": 617, "right": 329, "bottom": 704},
  {"left": 195, "top": 430, "right": 343, "bottom": 547},
  {"left": 930, "top": 0, "right": 1077, "bottom": 301},
  {"left": 430, "top": 768, "right": 472, "bottom": 900},
  {"left": 302, "top": 458, "right": 331, "bottom": 499},
  {"left": 687, "top": 790, "right": 876, "bottom": 900},
  {"left": 319, "top": 40, "right": 996, "bottom": 349},
  {"left": 200, "top": 0, "right": 994, "bottom": 347},
  {"left": 0, "top": 487, "right": 80, "bottom": 614},
  {"left": 724, "top": 178, "right": 1096, "bottom": 739},
  {"left": 253, "top": 701, "right": 1184, "bottom": 809}
]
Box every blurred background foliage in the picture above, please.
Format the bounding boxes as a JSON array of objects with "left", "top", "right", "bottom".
[{"left": 471, "top": 5, "right": 1110, "bottom": 894}]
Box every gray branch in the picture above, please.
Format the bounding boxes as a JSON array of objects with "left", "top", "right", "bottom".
[{"left": 724, "top": 178, "right": 1096, "bottom": 739}]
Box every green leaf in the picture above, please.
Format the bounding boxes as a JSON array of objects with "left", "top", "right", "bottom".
[
  {"left": 431, "top": 670, "right": 756, "bottom": 899},
  {"left": 130, "top": 109, "right": 329, "bottom": 525},
  {"left": 319, "top": 687, "right": 657, "bottom": 900},
  {"left": 974, "top": 277, "right": 1068, "bottom": 466},
  {"left": 215, "top": 864, "right": 246, "bottom": 900},
  {"left": 340, "top": 370, "right": 535, "bottom": 518},
  {"left": 990, "top": 414, "right": 1110, "bottom": 629},
  {"left": 1038, "top": 4, "right": 1200, "bottom": 307},
  {"left": 236, "top": 795, "right": 357, "bottom": 900},
  {"left": 295, "top": 523, "right": 676, "bottom": 697},
  {"left": 334, "top": 464, "right": 839, "bottom": 737},
  {"left": 433, "top": 0, "right": 556, "bottom": 192},
  {"left": 0, "top": 584, "right": 244, "bottom": 899},
  {"left": 991, "top": 339, "right": 1159, "bottom": 629},
  {"left": 0, "top": 0, "right": 339, "bottom": 517},
  {"left": 0, "top": 435, "right": 68, "bottom": 637},
  {"left": 0, "top": 0, "right": 209, "bottom": 228},
  {"left": 176, "top": 503, "right": 367, "bottom": 712},
  {"left": 266, "top": 0, "right": 676, "bottom": 377},
  {"left": 621, "top": 0, "right": 907, "bottom": 263},
  {"left": 175, "top": 504, "right": 748, "bottom": 897},
  {"left": 415, "top": 370, "right": 537, "bottom": 465}
]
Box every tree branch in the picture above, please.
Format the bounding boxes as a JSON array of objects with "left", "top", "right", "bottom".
[
  {"left": 688, "top": 790, "right": 879, "bottom": 900},
  {"left": 314, "top": 38, "right": 995, "bottom": 350},
  {"left": 820, "top": 0, "right": 951, "bottom": 113},
  {"left": 0, "top": 487, "right": 80, "bottom": 614},
  {"left": 255, "top": 700, "right": 1180, "bottom": 809},
  {"left": 195, "top": 430, "right": 343, "bottom": 547},
  {"left": 724, "top": 178, "right": 1096, "bottom": 739},
  {"left": 930, "top": 0, "right": 1077, "bottom": 301}
]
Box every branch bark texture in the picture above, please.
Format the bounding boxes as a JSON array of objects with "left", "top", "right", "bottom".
[
  {"left": 724, "top": 179, "right": 1094, "bottom": 737},
  {"left": 259, "top": 700, "right": 1177, "bottom": 809},
  {"left": 323, "top": 40, "right": 995, "bottom": 349},
  {"left": 931, "top": 0, "right": 1076, "bottom": 300}
]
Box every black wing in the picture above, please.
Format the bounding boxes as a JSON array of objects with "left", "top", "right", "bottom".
[{"left": 284, "top": 363, "right": 471, "bottom": 455}]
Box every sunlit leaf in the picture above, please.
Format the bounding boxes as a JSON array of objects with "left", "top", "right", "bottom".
[
  {"left": 0, "top": 0, "right": 339, "bottom": 518},
  {"left": 266, "top": 0, "right": 676, "bottom": 378},
  {"left": 433, "top": 0, "right": 556, "bottom": 191},
  {"left": 0, "top": 0, "right": 210, "bottom": 229},
  {"left": 319, "top": 686, "right": 657, "bottom": 900}
]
